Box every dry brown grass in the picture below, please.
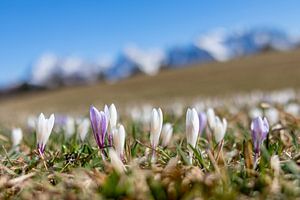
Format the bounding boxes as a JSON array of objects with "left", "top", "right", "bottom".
[{"left": 0, "top": 49, "right": 300, "bottom": 125}]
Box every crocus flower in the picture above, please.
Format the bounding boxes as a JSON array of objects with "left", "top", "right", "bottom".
[
  {"left": 249, "top": 107, "right": 262, "bottom": 119},
  {"left": 213, "top": 117, "right": 227, "bottom": 143},
  {"left": 27, "top": 115, "right": 36, "bottom": 131},
  {"left": 207, "top": 108, "right": 216, "bottom": 130},
  {"left": 186, "top": 108, "right": 200, "bottom": 165},
  {"left": 284, "top": 103, "right": 299, "bottom": 116},
  {"left": 251, "top": 116, "right": 269, "bottom": 156},
  {"left": 161, "top": 123, "right": 173, "bottom": 147},
  {"left": 78, "top": 118, "right": 90, "bottom": 142},
  {"left": 36, "top": 113, "right": 55, "bottom": 154},
  {"left": 90, "top": 106, "right": 109, "bottom": 151},
  {"left": 150, "top": 108, "right": 163, "bottom": 162},
  {"left": 113, "top": 124, "right": 126, "bottom": 159},
  {"left": 265, "top": 108, "right": 279, "bottom": 125},
  {"left": 108, "top": 149, "right": 126, "bottom": 174},
  {"left": 64, "top": 116, "right": 75, "bottom": 139},
  {"left": 109, "top": 104, "right": 118, "bottom": 129},
  {"left": 198, "top": 112, "right": 207, "bottom": 136},
  {"left": 104, "top": 105, "right": 110, "bottom": 122},
  {"left": 107, "top": 104, "right": 118, "bottom": 145},
  {"left": 11, "top": 128, "right": 23, "bottom": 150}
]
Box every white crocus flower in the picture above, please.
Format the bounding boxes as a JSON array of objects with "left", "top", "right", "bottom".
[
  {"left": 109, "top": 104, "right": 118, "bottom": 130},
  {"left": 77, "top": 118, "right": 90, "bottom": 142},
  {"left": 161, "top": 123, "right": 173, "bottom": 147},
  {"left": 265, "top": 108, "right": 279, "bottom": 125},
  {"left": 249, "top": 107, "right": 263, "bottom": 119},
  {"left": 150, "top": 108, "right": 163, "bottom": 148},
  {"left": 213, "top": 117, "right": 227, "bottom": 143},
  {"left": 104, "top": 103, "right": 118, "bottom": 145},
  {"left": 109, "top": 149, "right": 126, "bottom": 174},
  {"left": 207, "top": 108, "right": 216, "bottom": 130},
  {"left": 113, "top": 124, "right": 126, "bottom": 158},
  {"left": 36, "top": 113, "right": 55, "bottom": 154},
  {"left": 11, "top": 128, "right": 23, "bottom": 150},
  {"left": 186, "top": 108, "right": 200, "bottom": 165},
  {"left": 27, "top": 115, "right": 37, "bottom": 130},
  {"left": 64, "top": 117, "right": 75, "bottom": 139},
  {"left": 284, "top": 103, "right": 299, "bottom": 116},
  {"left": 150, "top": 108, "right": 163, "bottom": 162}
]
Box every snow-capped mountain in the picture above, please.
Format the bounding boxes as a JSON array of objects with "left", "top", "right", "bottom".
[
  {"left": 197, "top": 27, "right": 296, "bottom": 61},
  {"left": 104, "top": 46, "right": 165, "bottom": 81},
  {"left": 29, "top": 54, "right": 105, "bottom": 88},
  {"left": 26, "top": 27, "right": 299, "bottom": 88},
  {"left": 166, "top": 44, "right": 215, "bottom": 67}
]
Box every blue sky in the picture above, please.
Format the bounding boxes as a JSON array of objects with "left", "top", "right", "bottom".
[{"left": 0, "top": 0, "right": 299, "bottom": 86}]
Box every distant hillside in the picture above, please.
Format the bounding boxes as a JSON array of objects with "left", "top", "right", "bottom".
[
  {"left": 22, "top": 27, "right": 298, "bottom": 88},
  {"left": 0, "top": 49, "right": 300, "bottom": 125}
]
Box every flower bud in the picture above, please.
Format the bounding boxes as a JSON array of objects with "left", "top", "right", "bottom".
[{"left": 161, "top": 123, "right": 173, "bottom": 147}]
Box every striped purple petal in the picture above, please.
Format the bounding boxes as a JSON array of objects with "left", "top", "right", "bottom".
[{"left": 90, "top": 106, "right": 102, "bottom": 148}]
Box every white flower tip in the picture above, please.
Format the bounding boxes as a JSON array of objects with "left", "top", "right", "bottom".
[
  {"left": 38, "top": 113, "right": 45, "bottom": 124},
  {"left": 207, "top": 108, "right": 216, "bottom": 129},
  {"left": 213, "top": 116, "right": 227, "bottom": 143},
  {"left": 78, "top": 118, "right": 90, "bottom": 141},
  {"left": 109, "top": 103, "right": 118, "bottom": 128},
  {"left": 113, "top": 124, "right": 126, "bottom": 157},
  {"left": 118, "top": 124, "right": 125, "bottom": 135},
  {"left": 49, "top": 114, "right": 55, "bottom": 127},
  {"left": 161, "top": 123, "right": 173, "bottom": 147},
  {"left": 12, "top": 128, "right": 23, "bottom": 147}
]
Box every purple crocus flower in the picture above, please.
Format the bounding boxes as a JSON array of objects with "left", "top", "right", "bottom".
[
  {"left": 198, "top": 112, "right": 207, "bottom": 136},
  {"left": 251, "top": 116, "right": 269, "bottom": 155},
  {"left": 89, "top": 106, "right": 109, "bottom": 151},
  {"left": 55, "top": 115, "right": 68, "bottom": 128}
]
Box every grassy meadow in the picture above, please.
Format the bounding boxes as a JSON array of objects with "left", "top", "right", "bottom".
[{"left": 0, "top": 50, "right": 300, "bottom": 199}]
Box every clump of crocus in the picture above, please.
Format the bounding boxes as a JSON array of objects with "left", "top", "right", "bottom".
[
  {"left": 112, "top": 124, "right": 126, "bottom": 160},
  {"left": 161, "top": 123, "right": 173, "bottom": 147},
  {"left": 186, "top": 108, "right": 199, "bottom": 165},
  {"left": 90, "top": 106, "right": 109, "bottom": 159},
  {"left": 198, "top": 112, "right": 207, "bottom": 136},
  {"left": 251, "top": 116, "right": 269, "bottom": 167},
  {"left": 150, "top": 108, "right": 163, "bottom": 163},
  {"left": 36, "top": 113, "right": 55, "bottom": 155},
  {"left": 11, "top": 128, "right": 23, "bottom": 151},
  {"left": 77, "top": 118, "right": 90, "bottom": 142}
]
